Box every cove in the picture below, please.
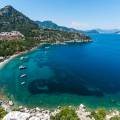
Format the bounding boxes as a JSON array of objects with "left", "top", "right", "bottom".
[{"left": 1, "top": 34, "right": 120, "bottom": 109}]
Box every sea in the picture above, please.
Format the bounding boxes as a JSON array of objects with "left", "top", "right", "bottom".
[{"left": 1, "top": 33, "right": 120, "bottom": 109}]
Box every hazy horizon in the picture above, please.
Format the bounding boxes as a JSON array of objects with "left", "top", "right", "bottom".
[{"left": 0, "top": 0, "right": 120, "bottom": 30}]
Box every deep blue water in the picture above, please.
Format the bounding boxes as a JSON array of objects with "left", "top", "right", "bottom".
[{"left": 1, "top": 34, "right": 120, "bottom": 109}]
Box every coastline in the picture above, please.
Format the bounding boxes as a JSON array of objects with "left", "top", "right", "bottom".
[
  {"left": 1, "top": 40, "right": 120, "bottom": 120},
  {"left": 2, "top": 104, "right": 120, "bottom": 120},
  {"left": 0, "top": 46, "right": 39, "bottom": 70},
  {"left": 0, "top": 40, "right": 92, "bottom": 111},
  {"left": 0, "top": 46, "right": 40, "bottom": 108},
  {"left": 0, "top": 54, "right": 19, "bottom": 69},
  {"left": 0, "top": 40, "right": 91, "bottom": 70}
]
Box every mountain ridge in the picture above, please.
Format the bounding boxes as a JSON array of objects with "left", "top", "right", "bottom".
[
  {"left": 0, "top": 5, "right": 91, "bottom": 42},
  {"left": 36, "top": 20, "right": 83, "bottom": 33},
  {"left": 0, "top": 5, "right": 39, "bottom": 36}
]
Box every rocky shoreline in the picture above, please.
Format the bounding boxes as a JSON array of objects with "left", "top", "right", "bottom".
[{"left": 1, "top": 101, "right": 120, "bottom": 120}]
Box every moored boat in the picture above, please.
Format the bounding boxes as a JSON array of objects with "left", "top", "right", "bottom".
[
  {"left": 20, "top": 56, "right": 28, "bottom": 60},
  {"left": 20, "top": 74, "right": 27, "bottom": 78},
  {"left": 21, "top": 82, "right": 26, "bottom": 85},
  {"left": 20, "top": 57, "right": 24, "bottom": 60},
  {"left": 19, "top": 65, "right": 27, "bottom": 70},
  {"left": 45, "top": 46, "right": 50, "bottom": 49}
]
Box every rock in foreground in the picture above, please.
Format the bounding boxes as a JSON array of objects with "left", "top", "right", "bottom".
[{"left": 3, "top": 104, "right": 120, "bottom": 120}]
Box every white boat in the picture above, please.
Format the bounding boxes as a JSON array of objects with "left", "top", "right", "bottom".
[
  {"left": 60, "top": 42, "right": 67, "bottom": 45},
  {"left": 20, "top": 74, "right": 27, "bottom": 78},
  {"left": 20, "top": 56, "right": 28, "bottom": 60},
  {"left": 45, "top": 46, "right": 50, "bottom": 49},
  {"left": 21, "top": 82, "right": 26, "bottom": 85},
  {"left": 19, "top": 65, "right": 27, "bottom": 70},
  {"left": 20, "top": 57, "right": 24, "bottom": 60}
]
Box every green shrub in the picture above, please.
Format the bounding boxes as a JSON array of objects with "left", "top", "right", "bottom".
[
  {"left": 91, "top": 108, "right": 106, "bottom": 120},
  {"left": 51, "top": 107, "right": 79, "bottom": 120},
  {"left": 0, "top": 107, "right": 7, "bottom": 120},
  {"left": 12, "top": 107, "right": 21, "bottom": 111},
  {"left": 110, "top": 116, "right": 120, "bottom": 120}
]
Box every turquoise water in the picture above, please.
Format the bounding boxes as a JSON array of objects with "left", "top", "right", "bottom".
[{"left": 1, "top": 34, "right": 120, "bottom": 109}]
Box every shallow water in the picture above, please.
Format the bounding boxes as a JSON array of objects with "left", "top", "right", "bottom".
[{"left": 1, "top": 34, "right": 120, "bottom": 109}]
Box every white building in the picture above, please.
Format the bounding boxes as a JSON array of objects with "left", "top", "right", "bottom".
[{"left": 0, "top": 31, "right": 25, "bottom": 40}]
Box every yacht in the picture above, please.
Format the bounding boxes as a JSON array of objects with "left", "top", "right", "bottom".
[
  {"left": 45, "top": 46, "right": 50, "bottom": 49},
  {"left": 21, "top": 82, "right": 26, "bottom": 85},
  {"left": 20, "top": 57, "right": 24, "bottom": 60},
  {"left": 19, "top": 65, "right": 27, "bottom": 70},
  {"left": 20, "top": 56, "right": 28, "bottom": 60},
  {"left": 20, "top": 74, "right": 27, "bottom": 78}
]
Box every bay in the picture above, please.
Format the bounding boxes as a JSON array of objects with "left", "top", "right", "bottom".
[{"left": 1, "top": 34, "right": 120, "bottom": 109}]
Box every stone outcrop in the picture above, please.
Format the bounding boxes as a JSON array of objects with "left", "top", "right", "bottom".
[
  {"left": 106, "top": 110, "right": 120, "bottom": 120},
  {"left": 3, "top": 107, "right": 50, "bottom": 120},
  {"left": 76, "top": 104, "right": 94, "bottom": 120},
  {"left": 3, "top": 104, "right": 120, "bottom": 120},
  {"left": 3, "top": 111, "right": 30, "bottom": 120}
]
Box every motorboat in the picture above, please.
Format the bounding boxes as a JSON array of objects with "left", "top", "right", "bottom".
[
  {"left": 20, "top": 74, "right": 27, "bottom": 78},
  {"left": 21, "top": 82, "right": 26, "bottom": 85},
  {"left": 45, "top": 46, "right": 50, "bottom": 49},
  {"left": 20, "top": 56, "right": 28, "bottom": 60},
  {"left": 19, "top": 65, "right": 27, "bottom": 70},
  {"left": 20, "top": 57, "right": 24, "bottom": 60}
]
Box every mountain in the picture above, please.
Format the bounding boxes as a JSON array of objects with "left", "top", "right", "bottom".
[
  {"left": 115, "top": 31, "right": 120, "bottom": 34},
  {"left": 0, "top": 5, "right": 91, "bottom": 43},
  {"left": 36, "top": 20, "right": 82, "bottom": 33},
  {"left": 0, "top": 5, "right": 91, "bottom": 59},
  {"left": 0, "top": 5, "right": 39, "bottom": 36},
  {"left": 96, "top": 29, "right": 120, "bottom": 33},
  {"left": 85, "top": 29, "right": 120, "bottom": 34}
]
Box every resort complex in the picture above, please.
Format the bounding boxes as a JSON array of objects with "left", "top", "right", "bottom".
[{"left": 0, "top": 31, "right": 25, "bottom": 40}]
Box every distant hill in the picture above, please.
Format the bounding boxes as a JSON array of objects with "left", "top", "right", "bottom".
[
  {"left": 0, "top": 5, "right": 39, "bottom": 36},
  {"left": 36, "top": 20, "right": 82, "bottom": 33},
  {"left": 85, "top": 29, "right": 120, "bottom": 34},
  {"left": 85, "top": 30, "right": 99, "bottom": 34},
  {"left": 96, "top": 29, "right": 120, "bottom": 33},
  {"left": 115, "top": 31, "right": 120, "bottom": 34}
]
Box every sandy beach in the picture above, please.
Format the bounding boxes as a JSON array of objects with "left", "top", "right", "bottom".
[
  {"left": 0, "top": 45, "right": 40, "bottom": 70},
  {"left": 0, "top": 54, "right": 19, "bottom": 69}
]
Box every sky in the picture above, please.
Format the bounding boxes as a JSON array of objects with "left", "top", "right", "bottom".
[{"left": 0, "top": 0, "right": 120, "bottom": 30}]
